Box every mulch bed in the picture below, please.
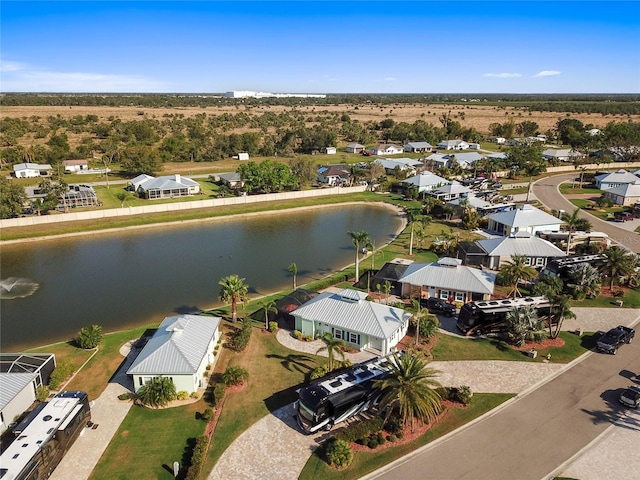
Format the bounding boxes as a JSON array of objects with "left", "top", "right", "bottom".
[{"left": 512, "top": 337, "right": 565, "bottom": 351}]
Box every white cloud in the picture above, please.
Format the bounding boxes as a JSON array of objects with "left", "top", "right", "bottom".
[
  {"left": 383, "top": 77, "right": 396, "bottom": 82},
  {"left": 0, "top": 60, "right": 170, "bottom": 92},
  {"left": 533, "top": 70, "right": 561, "bottom": 78},
  {"left": 483, "top": 73, "right": 522, "bottom": 78}
]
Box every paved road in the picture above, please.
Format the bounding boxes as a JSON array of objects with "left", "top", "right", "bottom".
[
  {"left": 367, "top": 339, "right": 640, "bottom": 480},
  {"left": 532, "top": 173, "right": 640, "bottom": 253}
]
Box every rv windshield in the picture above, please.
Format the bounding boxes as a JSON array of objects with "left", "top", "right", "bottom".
[{"left": 298, "top": 400, "right": 316, "bottom": 422}]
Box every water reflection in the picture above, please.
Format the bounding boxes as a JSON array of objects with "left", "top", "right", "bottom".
[{"left": 0, "top": 204, "right": 403, "bottom": 350}]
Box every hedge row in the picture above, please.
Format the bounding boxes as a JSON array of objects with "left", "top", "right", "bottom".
[{"left": 184, "top": 435, "right": 209, "bottom": 480}]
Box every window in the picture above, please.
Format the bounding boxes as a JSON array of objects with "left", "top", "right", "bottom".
[
  {"left": 455, "top": 291, "right": 465, "bottom": 302},
  {"left": 524, "top": 257, "right": 532, "bottom": 266},
  {"left": 349, "top": 332, "right": 360, "bottom": 345},
  {"left": 536, "top": 257, "right": 545, "bottom": 266},
  {"left": 439, "top": 290, "right": 449, "bottom": 300},
  {"left": 333, "top": 329, "right": 343, "bottom": 340}
]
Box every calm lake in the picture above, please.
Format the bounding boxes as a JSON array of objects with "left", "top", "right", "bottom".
[{"left": 0, "top": 204, "right": 404, "bottom": 351}]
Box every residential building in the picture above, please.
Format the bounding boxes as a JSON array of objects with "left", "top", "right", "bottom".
[
  {"left": 62, "top": 159, "right": 89, "bottom": 173},
  {"left": 428, "top": 181, "right": 473, "bottom": 201},
  {"left": 542, "top": 149, "right": 583, "bottom": 162},
  {"left": 374, "top": 157, "right": 423, "bottom": 176},
  {"left": 368, "top": 144, "right": 404, "bottom": 156},
  {"left": 127, "top": 314, "right": 221, "bottom": 393},
  {"left": 603, "top": 181, "right": 640, "bottom": 206},
  {"left": 437, "top": 139, "right": 469, "bottom": 150},
  {"left": 370, "top": 258, "right": 413, "bottom": 296},
  {"left": 404, "top": 142, "right": 433, "bottom": 153},
  {"left": 130, "top": 174, "right": 200, "bottom": 199},
  {"left": 62, "top": 184, "right": 100, "bottom": 208},
  {"left": 449, "top": 152, "right": 484, "bottom": 170},
  {"left": 292, "top": 288, "right": 411, "bottom": 356},
  {"left": 345, "top": 143, "right": 366, "bottom": 154},
  {"left": 398, "top": 257, "right": 496, "bottom": 303},
  {"left": 401, "top": 171, "right": 449, "bottom": 194},
  {"left": 13, "top": 163, "right": 52, "bottom": 178},
  {"left": 490, "top": 137, "right": 506, "bottom": 144},
  {"left": 595, "top": 169, "right": 640, "bottom": 190},
  {"left": 487, "top": 204, "right": 563, "bottom": 236},
  {"left": 325, "top": 147, "right": 337, "bottom": 155},
  {"left": 317, "top": 164, "right": 351, "bottom": 186},
  {"left": 423, "top": 153, "right": 451, "bottom": 169},
  {"left": 214, "top": 172, "right": 244, "bottom": 189}
]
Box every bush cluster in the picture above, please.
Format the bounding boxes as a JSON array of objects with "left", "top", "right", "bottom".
[
  {"left": 201, "top": 407, "right": 215, "bottom": 422},
  {"left": 268, "top": 321, "right": 278, "bottom": 332},
  {"left": 448, "top": 385, "right": 473, "bottom": 405},
  {"left": 293, "top": 330, "right": 303, "bottom": 340},
  {"left": 334, "top": 417, "right": 384, "bottom": 444},
  {"left": 222, "top": 366, "right": 249, "bottom": 386},
  {"left": 176, "top": 391, "right": 189, "bottom": 401},
  {"left": 232, "top": 318, "right": 252, "bottom": 351},
  {"left": 117, "top": 393, "right": 129, "bottom": 401},
  {"left": 48, "top": 361, "right": 75, "bottom": 390},
  {"left": 213, "top": 383, "right": 226, "bottom": 407},
  {"left": 184, "top": 435, "right": 209, "bottom": 480},
  {"left": 325, "top": 439, "right": 353, "bottom": 469},
  {"left": 36, "top": 385, "right": 50, "bottom": 402},
  {"left": 75, "top": 324, "right": 104, "bottom": 349}
]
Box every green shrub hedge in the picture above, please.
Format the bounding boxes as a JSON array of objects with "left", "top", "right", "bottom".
[
  {"left": 184, "top": 435, "right": 209, "bottom": 480},
  {"left": 334, "top": 416, "right": 384, "bottom": 444}
]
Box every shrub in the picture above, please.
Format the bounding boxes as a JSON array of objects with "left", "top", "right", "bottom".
[
  {"left": 367, "top": 435, "right": 379, "bottom": 449},
  {"left": 613, "top": 290, "right": 625, "bottom": 298},
  {"left": 232, "top": 318, "right": 252, "bottom": 351},
  {"left": 135, "top": 376, "right": 177, "bottom": 408},
  {"left": 75, "top": 324, "right": 104, "bottom": 349},
  {"left": 117, "top": 393, "right": 129, "bottom": 401},
  {"left": 310, "top": 365, "right": 329, "bottom": 380},
  {"left": 450, "top": 385, "right": 473, "bottom": 405},
  {"left": 325, "top": 439, "right": 353, "bottom": 468},
  {"left": 335, "top": 417, "right": 384, "bottom": 443},
  {"left": 268, "top": 321, "right": 278, "bottom": 333},
  {"left": 213, "top": 382, "right": 227, "bottom": 407},
  {"left": 304, "top": 335, "right": 313, "bottom": 342},
  {"left": 387, "top": 434, "right": 397, "bottom": 443},
  {"left": 185, "top": 435, "right": 209, "bottom": 480},
  {"left": 383, "top": 413, "right": 404, "bottom": 436},
  {"left": 293, "top": 330, "right": 303, "bottom": 340},
  {"left": 36, "top": 385, "right": 50, "bottom": 402},
  {"left": 48, "top": 361, "right": 75, "bottom": 390},
  {"left": 222, "top": 366, "right": 249, "bottom": 386},
  {"left": 201, "top": 407, "right": 215, "bottom": 422},
  {"left": 190, "top": 391, "right": 199, "bottom": 399},
  {"left": 176, "top": 391, "right": 189, "bottom": 401},
  {"left": 377, "top": 431, "right": 385, "bottom": 445}
]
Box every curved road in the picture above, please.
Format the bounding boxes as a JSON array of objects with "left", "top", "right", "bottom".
[
  {"left": 367, "top": 339, "right": 640, "bottom": 480},
  {"left": 532, "top": 173, "right": 640, "bottom": 253}
]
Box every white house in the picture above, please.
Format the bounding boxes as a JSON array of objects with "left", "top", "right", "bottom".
[
  {"left": 317, "top": 164, "right": 351, "bottom": 186},
  {"left": 346, "top": 143, "right": 366, "bottom": 154},
  {"left": 292, "top": 289, "right": 411, "bottom": 356},
  {"left": 473, "top": 232, "right": 566, "bottom": 269},
  {"left": 325, "top": 147, "right": 337, "bottom": 155},
  {"left": 13, "top": 163, "right": 52, "bottom": 178},
  {"left": 428, "top": 181, "right": 472, "bottom": 201},
  {"left": 542, "top": 149, "right": 583, "bottom": 162},
  {"left": 62, "top": 159, "right": 89, "bottom": 173},
  {"left": 374, "top": 157, "right": 423, "bottom": 176},
  {"left": 368, "top": 144, "right": 404, "bottom": 156},
  {"left": 490, "top": 137, "right": 506, "bottom": 144},
  {"left": 595, "top": 169, "right": 640, "bottom": 191},
  {"left": 404, "top": 142, "right": 433, "bottom": 153},
  {"left": 487, "top": 204, "right": 563, "bottom": 236},
  {"left": 127, "top": 314, "right": 221, "bottom": 394},
  {"left": 402, "top": 171, "right": 449, "bottom": 194},
  {"left": 398, "top": 257, "right": 496, "bottom": 303},
  {"left": 437, "top": 140, "right": 469, "bottom": 150},
  {"left": 424, "top": 153, "right": 451, "bottom": 169},
  {"left": 132, "top": 174, "right": 201, "bottom": 199},
  {"left": 603, "top": 181, "right": 640, "bottom": 206},
  {"left": 449, "top": 152, "right": 484, "bottom": 170}
]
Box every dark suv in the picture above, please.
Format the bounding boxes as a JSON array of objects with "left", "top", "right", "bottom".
[{"left": 424, "top": 297, "right": 456, "bottom": 317}]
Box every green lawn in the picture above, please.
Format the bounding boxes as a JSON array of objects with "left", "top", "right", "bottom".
[
  {"left": 299, "top": 393, "right": 513, "bottom": 480},
  {"left": 559, "top": 184, "right": 601, "bottom": 195},
  {"left": 89, "top": 402, "right": 206, "bottom": 480}
]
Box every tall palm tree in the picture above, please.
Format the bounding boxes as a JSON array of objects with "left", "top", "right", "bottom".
[
  {"left": 219, "top": 274, "right": 249, "bottom": 322},
  {"left": 601, "top": 246, "right": 634, "bottom": 290},
  {"left": 288, "top": 262, "right": 298, "bottom": 290},
  {"left": 347, "top": 230, "right": 371, "bottom": 282},
  {"left": 562, "top": 208, "right": 584, "bottom": 255},
  {"left": 406, "top": 207, "right": 422, "bottom": 256},
  {"left": 410, "top": 298, "right": 427, "bottom": 347},
  {"left": 257, "top": 299, "right": 277, "bottom": 330},
  {"left": 422, "top": 196, "right": 438, "bottom": 215},
  {"left": 548, "top": 294, "right": 576, "bottom": 339},
  {"left": 316, "top": 332, "right": 346, "bottom": 372},
  {"left": 373, "top": 353, "right": 442, "bottom": 433},
  {"left": 566, "top": 262, "right": 601, "bottom": 299},
  {"left": 498, "top": 254, "right": 537, "bottom": 298}
]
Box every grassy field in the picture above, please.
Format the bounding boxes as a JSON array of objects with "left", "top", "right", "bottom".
[{"left": 298, "top": 393, "right": 513, "bottom": 480}]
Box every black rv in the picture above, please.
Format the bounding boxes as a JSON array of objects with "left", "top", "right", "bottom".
[{"left": 457, "top": 296, "right": 552, "bottom": 335}]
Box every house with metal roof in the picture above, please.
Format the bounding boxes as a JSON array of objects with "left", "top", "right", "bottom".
[
  {"left": 487, "top": 204, "right": 563, "bottom": 236},
  {"left": 131, "top": 174, "right": 200, "bottom": 199},
  {"left": 437, "top": 139, "right": 469, "bottom": 150},
  {"left": 292, "top": 289, "right": 411, "bottom": 356},
  {"left": 542, "top": 149, "right": 583, "bottom": 162},
  {"left": 450, "top": 152, "right": 484, "bottom": 169},
  {"left": 374, "top": 157, "right": 423, "bottom": 177},
  {"left": 398, "top": 257, "right": 496, "bottom": 303},
  {"left": 0, "top": 353, "right": 56, "bottom": 433},
  {"left": 595, "top": 169, "right": 640, "bottom": 191},
  {"left": 13, "top": 162, "right": 52, "bottom": 178},
  {"left": 603, "top": 181, "right": 640, "bottom": 206},
  {"left": 127, "top": 314, "right": 221, "bottom": 393},
  {"left": 368, "top": 144, "right": 404, "bottom": 156},
  {"left": 401, "top": 171, "right": 449, "bottom": 193},
  {"left": 317, "top": 164, "right": 352, "bottom": 185},
  {"left": 345, "top": 143, "right": 366, "bottom": 154},
  {"left": 423, "top": 153, "right": 451, "bottom": 169},
  {"left": 428, "top": 181, "right": 473, "bottom": 201},
  {"left": 214, "top": 172, "right": 244, "bottom": 189},
  {"left": 461, "top": 232, "right": 566, "bottom": 270},
  {"left": 447, "top": 194, "right": 515, "bottom": 217},
  {"left": 404, "top": 141, "right": 433, "bottom": 153}
]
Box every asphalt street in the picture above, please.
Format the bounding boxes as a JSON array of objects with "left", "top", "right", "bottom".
[{"left": 368, "top": 340, "right": 640, "bottom": 480}]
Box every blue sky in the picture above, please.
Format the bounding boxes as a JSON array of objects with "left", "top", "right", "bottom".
[{"left": 1, "top": 1, "right": 639, "bottom": 94}]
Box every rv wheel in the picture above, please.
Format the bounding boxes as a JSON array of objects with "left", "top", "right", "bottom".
[{"left": 324, "top": 421, "right": 334, "bottom": 432}]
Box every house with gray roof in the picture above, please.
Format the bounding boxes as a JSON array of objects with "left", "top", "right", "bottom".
[
  {"left": 437, "top": 139, "right": 469, "bottom": 150},
  {"left": 368, "top": 144, "right": 404, "bottom": 156},
  {"left": 401, "top": 171, "right": 449, "bottom": 194},
  {"left": 447, "top": 195, "right": 515, "bottom": 217},
  {"left": 542, "top": 149, "right": 583, "bottom": 163},
  {"left": 292, "top": 288, "right": 411, "bottom": 356},
  {"left": 132, "top": 174, "right": 200, "bottom": 199},
  {"left": 595, "top": 169, "right": 640, "bottom": 191},
  {"left": 214, "top": 172, "right": 244, "bottom": 189},
  {"left": 346, "top": 143, "right": 365, "bottom": 154},
  {"left": 424, "top": 153, "right": 451, "bottom": 169},
  {"left": 461, "top": 232, "right": 566, "bottom": 270},
  {"left": 317, "top": 164, "right": 352, "bottom": 185},
  {"left": 13, "top": 162, "right": 52, "bottom": 178},
  {"left": 450, "top": 152, "right": 484, "bottom": 169},
  {"left": 429, "top": 181, "right": 472, "bottom": 201},
  {"left": 127, "top": 314, "right": 221, "bottom": 393},
  {"left": 404, "top": 141, "right": 433, "bottom": 153},
  {"left": 487, "top": 204, "right": 563, "bottom": 236},
  {"left": 603, "top": 181, "right": 640, "bottom": 206},
  {"left": 398, "top": 257, "right": 496, "bottom": 303}
]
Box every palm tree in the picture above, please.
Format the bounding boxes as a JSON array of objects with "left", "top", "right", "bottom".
[
  {"left": 411, "top": 299, "right": 426, "bottom": 347},
  {"left": 288, "top": 262, "right": 298, "bottom": 290},
  {"left": 135, "top": 376, "right": 177, "bottom": 408},
  {"left": 548, "top": 295, "right": 576, "bottom": 339},
  {"left": 562, "top": 208, "right": 584, "bottom": 255},
  {"left": 219, "top": 274, "right": 249, "bottom": 322},
  {"left": 506, "top": 305, "right": 548, "bottom": 346},
  {"left": 422, "top": 196, "right": 438, "bottom": 215},
  {"left": 566, "top": 262, "right": 601, "bottom": 299},
  {"left": 601, "top": 246, "right": 634, "bottom": 290},
  {"left": 383, "top": 280, "right": 392, "bottom": 305},
  {"left": 497, "top": 254, "right": 537, "bottom": 298},
  {"left": 316, "top": 332, "right": 346, "bottom": 372},
  {"left": 373, "top": 352, "right": 443, "bottom": 433},
  {"left": 406, "top": 207, "right": 422, "bottom": 256},
  {"left": 257, "top": 299, "right": 277, "bottom": 330},
  {"left": 347, "top": 230, "right": 371, "bottom": 282}
]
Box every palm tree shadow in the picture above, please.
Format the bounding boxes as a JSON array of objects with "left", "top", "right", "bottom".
[
  {"left": 580, "top": 388, "right": 640, "bottom": 432},
  {"left": 265, "top": 353, "right": 316, "bottom": 375}
]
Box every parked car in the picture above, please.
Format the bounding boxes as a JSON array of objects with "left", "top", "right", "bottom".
[
  {"left": 423, "top": 297, "right": 456, "bottom": 317},
  {"left": 614, "top": 212, "right": 634, "bottom": 222},
  {"left": 596, "top": 325, "right": 635, "bottom": 354},
  {"left": 619, "top": 385, "right": 640, "bottom": 408}
]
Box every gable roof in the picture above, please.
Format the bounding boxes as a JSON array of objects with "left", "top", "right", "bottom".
[
  {"left": 399, "top": 258, "right": 496, "bottom": 294},
  {"left": 438, "top": 139, "right": 468, "bottom": 147},
  {"left": 402, "top": 171, "right": 449, "bottom": 188},
  {"left": 476, "top": 234, "right": 566, "bottom": 258},
  {"left": 138, "top": 174, "right": 199, "bottom": 191},
  {"left": 292, "top": 288, "right": 411, "bottom": 339},
  {"left": 127, "top": 314, "right": 220, "bottom": 375},
  {"left": 318, "top": 164, "right": 351, "bottom": 178},
  {"left": 450, "top": 152, "right": 483, "bottom": 164},
  {"left": 595, "top": 169, "right": 640, "bottom": 185},
  {"left": 346, "top": 142, "right": 365, "bottom": 149},
  {"left": 605, "top": 181, "right": 640, "bottom": 198},
  {"left": 404, "top": 142, "right": 432, "bottom": 149},
  {"left": 432, "top": 181, "right": 472, "bottom": 196},
  {"left": 487, "top": 204, "right": 563, "bottom": 228},
  {"left": 13, "top": 163, "right": 52, "bottom": 171},
  {"left": 218, "top": 172, "right": 242, "bottom": 183},
  {"left": 0, "top": 372, "right": 37, "bottom": 410}
]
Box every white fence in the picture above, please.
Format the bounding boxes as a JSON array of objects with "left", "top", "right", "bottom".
[{"left": 1, "top": 185, "right": 367, "bottom": 230}]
